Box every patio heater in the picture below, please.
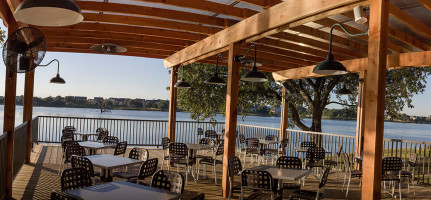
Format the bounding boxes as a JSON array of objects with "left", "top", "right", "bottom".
[
  {"left": 204, "top": 54, "right": 226, "bottom": 85},
  {"left": 235, "top": 44, "right": 267, "bottom": 82},
  {"left": 313, "top": 23, "right": 368, "bottom": 75},
  {"left": 14, "top": 0, "right": 83, "bottom": 27},
  {"left": 174, "top": 64, "right": 191, "bottom": 88}
]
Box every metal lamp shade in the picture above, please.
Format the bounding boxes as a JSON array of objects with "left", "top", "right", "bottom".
[
  {"left": 50, "top": 74, "right": 66, "bottom": 84},
  {"left": 337, "top": 85, "right": 353, "bottom": 95},
  {"left": 14, "top": 0, "right": 83, "bottom": 27},
  {"left": 204, "top": 73, "right": 226, "bottom": 85},
  {"left": 241, "top": 67, "right": 267, "bottom": 82},
  {"left": 313, "top": 53, "right": 348, "bottom": 75},
  {"left": 174, "top": 79, "right": 191, "bottom": 88}
]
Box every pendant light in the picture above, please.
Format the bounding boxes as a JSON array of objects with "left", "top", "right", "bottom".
[
  {"left": 14, "top": 0, "right": 83, "bottom": 27},
  {"left": 236, "top": 45, "right": 267, "bottom": 82},
  {"left": 205, "top": 54, "right": 226, "bottom": 85},
  {"left": 336, "top": 75, "right": 353, "bottom": 95},
  {"left": 313, "top": 23, "right": 368, "bottom": 75},
  {"left": 39, "top": 59, "right": 65, "bottom": 84},
  {"left": 174, "top": 64, "right": 191, "bottom": 88}
]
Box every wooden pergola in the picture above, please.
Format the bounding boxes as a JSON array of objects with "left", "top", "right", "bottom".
[{"left": 2, "top": 0, "right": 431, "bottom": 199}]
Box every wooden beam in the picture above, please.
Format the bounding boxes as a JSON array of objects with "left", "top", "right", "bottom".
[
  {"left": 165, "top": 0, "right": 365, "bottom": 68},
  {"left": 168, "top": 66, "right": 178, "bottom": 142},
  {"left": 389, "top": 3, "right": 431, "bottom": 39},
  {"left": 272, "top": 50, "right": 431, "bottom": 80},
  {"left": 0, "top": 0, "right": 11, "bottom": 27},
  {"left": 280, "top": 87, "right": 288, "bottom": 140},
  {"left": 23, "top": 69, "right": 34, "bottom": 164},
  {"left": 361, "top": 0, "right": 388, "bottom": 198},
  {"left": 47, "top": 47, "right": 168, "bottom": 59},
  {"left": 417, "top": 0, "right": 431, "bottom": 11},
  {"left": 222, "top": 43, "right": 241, "bottom": 198},
  {"left": 47, "top": 43, "right": 176, "bottom": 55},
  {"left": 133, "top": 0, "right": 258, "bottom": 19},
  {"left": 4, "top": 18, "right": 18, "bottom": 199}
]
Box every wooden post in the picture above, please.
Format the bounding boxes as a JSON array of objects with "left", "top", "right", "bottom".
[
  {"left": 361, "top": 0, "right": 389, "bottom": 199},
  {"left": 4, "top": 18, "right": 18, "bottom": 199},
  {"left": 280, "top": 87, "right": 288, "bottom": 140},
  {"left": 355, "top": 71, "right": 366, "bottom": 169},
  {"left": 168, "top": 66, "right": 178, "bottom": 142},
  {"left": 222, "top": 43, "right": 240, "bottom": 198},
  {"left": 23, "top": 69, "right": 35, "bottom": 163}
]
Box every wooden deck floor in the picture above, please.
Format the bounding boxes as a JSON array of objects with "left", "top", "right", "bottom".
[{"left": 11, "top": 144, "right": 431, "bottom": 199}]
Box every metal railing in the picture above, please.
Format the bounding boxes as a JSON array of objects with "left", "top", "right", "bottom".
[
  {"left": 13, "top": 122, "right": 28, "bottom": 178},
  {"left": 0, "top": 132, "right": 7, "bottom": 199}
]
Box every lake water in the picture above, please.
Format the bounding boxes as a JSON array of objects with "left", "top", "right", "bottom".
[{"left": 1, "top": 106, "right": 431, "bottom": 142}]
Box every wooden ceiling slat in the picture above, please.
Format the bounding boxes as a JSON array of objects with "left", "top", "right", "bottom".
[
  {"left": 417, "top": 0, "right": 431, "bottom": 11},
  {"left": 47, "top": 47, "right": 169, "bottom": 59},
  {"left": 47, "top": 43, "right": 176, "bottom": 55},
  {"left": 389, "top": 3, "right": 431, "bottom": 39},
  {"left": 252, "top": 43, "right": 323, "bottom": 62},
  {"left": 133, "top": 0, "right": 258, "bottom": 19},
  {"left": 83, "top": 13, "right": 222, "bottom": 35}
]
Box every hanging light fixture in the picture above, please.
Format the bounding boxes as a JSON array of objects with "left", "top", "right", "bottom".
[
  {"left": 39, "top": 59, "right": 65, "bottom": 84},
  {"left": 313, "top": 23, "right": 368, "bottom": 75},
  {"left": 174, "top": 64, "right": 191, "bottom": 88},
  {"left": 205, "top": 54, "right": 226, "bottom": 85},
  {"left": 14, "top": 0, "right": 83, "bottom": 27},
  {"left": 235, "top": 45, "right": 267, "bottom": 82},
  {"left": 336, "top": 75, "right": 353, "bottom": 95}
]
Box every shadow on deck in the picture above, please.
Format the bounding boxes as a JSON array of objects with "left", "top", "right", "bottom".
[{"left": 12, "top": 144, "right": 431, "bottom": 199}]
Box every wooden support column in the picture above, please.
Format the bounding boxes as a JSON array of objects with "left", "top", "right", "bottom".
[
  {"left": 361, "top": 0, "right": 389, "bottom": 199},
  {"left": 4, "top": 18, "right": 18, "bottom": 199},
  {"left": 355, "top": 71, "right": 366, "bottom": 170},
  {"left": 23, "top": 69, "right": 35, "bottom": 163},
  {"left": 280, "top": 87, "right": 289, "bottom": 140},
  {"left": 168, "top": 66, "right": 178, "bottom": 142},
  {"left": 222, "top": 43, "right": 240, "bottom": 198}
]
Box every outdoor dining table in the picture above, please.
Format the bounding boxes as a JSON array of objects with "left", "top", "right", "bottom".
[
  {"left": 74, "top": 131, "right": 98, "bottom": 141},
  {"left": 294, "top": 147, "right": 332, "bottom": 154},
  {"left": 65, "top": 180, "right": 180, "bottom": 200},
  {"left": 79, "top": 141, "right": 117, "bottom": 155},
  {"left": 185, "top": 143, "right": 215, "bottom": 181},
  {"left": 85, "top": 154, "right": 144, "bottom": 182}
]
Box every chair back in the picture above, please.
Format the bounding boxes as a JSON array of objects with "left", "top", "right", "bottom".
[
  {"left": 65, "top": 145, "right": 86, "bottom": 162},
  {"left": 382, "top": 157, "right": 403, "bottom": 173},
  {"left": 245, "top": 138, "right": 259, "bottom": 149},
  {"left": 61, "top": 167, "right": 92, "bottom": 191},
  {"left": 151, "top": 170, "right": 185, "bottom": 194},
  {"left": 306, "top": 147, "right": 325, "bottom": 161},
  {"left": 228, "top": 156, "right": 242, "bottom": 177},
  {"left": 129, "top": 148, "right": 149, "bottom": 161},
  {"left": 168, "top": 142, "right": 188, "bottom": 157},
  {"left": 71, "top": 156, "right": 95, "bottom": 178},
  {"left": 215, "top": 142, "right": 224, "bottom": 156},
  {"left": 241, "top": 170, "right": 274, "bottom": 192},
  {"left": 342, "top": 152, "right": 352, "bottom": 172},
  {"left": 301, "top": 141, "right": 316, "bottom": 148},
  {"left": 61, "top": 134, "right": 74, "bottom": 142},
  {"left": 189, "top": 193, "right": 205, "bottom": 200},
  {"left": 199, "top": 138, "right": 216, "bottom": 146},
  {"left": 161, "top": 137, "right": 170, "bottom": 150},
  {"left": 103, "top": 136, "right": 119, "bottom": 144},
  {"left": 280, "top": 139, "right": 288, "bottom": 156},
  {"left": 336, "top": 145, "right": 343, "bottom": 157},
  {"left": 138, "top": 158, "right": 159, "bottom": 180},
  {"left": 238, "top": 134, "right": 246, "bottom": 144},
  {"left": 409, "top": 153, "right": 418, "bottom": 166},
  {"left": 64, "top": 126, "right": 76, "bottom": 131},
  {"left": 96, "top": 129, "right": 108, "bottom": 141},
  {"left": 205, "top": 130, "right": 218, "bottom": 140},
  {"left": 265, "top": 135, "right": 278, "bottom": 141},
  {"left": 114, "top": 141, "right": 127, "bottom": 156},
  {"left": 50, "top": 190, "right": 78, "bottom": 200},
  {"left": 197, "top": 128, "right": 204, "bottom": 136},
  {"left": 318, "top": 167, "right": 331, "bottom": 189},
  {"left": 276, "top": 156, "right": 302, "bottom": 169}
]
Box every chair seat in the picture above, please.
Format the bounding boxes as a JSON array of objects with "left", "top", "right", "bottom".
[
  {"left": 112, "top": 171, "right": 138, "bottom": 179},
  {"left": 245, "top": 148, "right": 260, "bottom": 154},
  {"left": 246, "top": 192, "right": 282, "bottom": 200},
  {"left": 94, "top": 171, "right": 101, "bottom": 177},
  {"left": 281, "top": 182, "right": 301, "bottom": 190},
  {"left": 306, "top": 160, "right": 324, "bottom": 168},
  {"left": 348, "top": 170, "right": 362, "bottom": 178},
  {"left": 171, "top": 158, "right": 196, "bottom": 166},
  {"left": 392, "top": 170, "right": 412, "bottom": 177},
  {"left": 382, "top": 174, "right": 400, "bottom": 181},
  {"left": 199, "top": 157, "right": 223, "bottom": 165},
  {"left": 324, "top": 160, "right": 337, "bottom": 166},
  {"left": 289, "top": 190, "right": 324, "bottom": 200}
]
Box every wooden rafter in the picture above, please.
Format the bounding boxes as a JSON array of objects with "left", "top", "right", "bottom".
[{"left": 389, "top": 3, "right": 431, "bottom": 39}]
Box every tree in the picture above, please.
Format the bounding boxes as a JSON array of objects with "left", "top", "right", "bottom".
[{"left": 176, "top": 62, "right": 431, "bottom": 134}]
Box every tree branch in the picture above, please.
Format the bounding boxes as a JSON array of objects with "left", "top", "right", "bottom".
[
  {"left": 321, "top": 76, "right": 340, "bottom": 108},
  {"left": 288, "top": 101, "right": 310, "bottom": 131},
  {"left": 294, "top": 80, "right": 314, "bottom": 110},
  {"left": 327, "top": 101, "right": 357, "bottom": 107}
]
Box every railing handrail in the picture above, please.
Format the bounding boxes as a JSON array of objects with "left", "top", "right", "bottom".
[
  {"left": 286, "top": 129, "right": 356, "bottom": 138},
  {"left": 37, "top": 115, "right": 225, "bottom": 124}
]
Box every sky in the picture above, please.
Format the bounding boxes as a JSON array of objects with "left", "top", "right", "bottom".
[{"left": 0, "top": 22, "right": 431, "bottom": 116}]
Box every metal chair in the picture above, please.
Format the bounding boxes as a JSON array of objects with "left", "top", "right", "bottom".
[
  {"left": 151, "top": 170, "right": 185, "bottom": 194},
  {"left": 116, "top": 158, "right": 158, "bottom": 184},
  {"left": 102, "top": 136, "right": 119, "bottom": 144},
  {"left": 61, "top": 134, "right": 74, "bottom": 142},
  {"left": 276, "top": 156, "right": 302, "bottom": 191},
  {"left": 243, "top": 138, "right": 261, "bottom": 166},
  {"left": 341, "top": 153, "right": 362, "bottom": 198},
  {"left": 238, "top": 134, "right": 247, "bottom": 156},
  {"left": 189, "top": 193, "right": 205, "bottom": 200},
  {"left": 168, "top": 142, "right": 194, "bottom": 184},
  {"left": 71, "top": 156, "right": 100, "bottom": 183},
  {"left": 280, "top": 139, "right": 288, "bottom": 156},
  {"left": 301, "top": 141, "right": 316, "bottom": 148},
  {"left": 50, "top": 190, "right": 79, "bottom": 200},
  {"left": 205, "top": 130, "right": 219, "bottom": 144},
  {"left": 324, "top": 145, "right": 343, "bottom": 179},
  {"left": 382, "top": 157, "right": 402, "bottom": 199},
  {"left": 264, "top": 135, "right": 279, "bottom": 164},
  {"left": 240, "top": 169, "right": 281, "bottom": 200},
  {"left": 59, "top": 145, "right": 86, "bottom": 174},
  {"left": 289, "top": 167, "right": 330, "bottom": 200},
  {"left": 129, "top": 147, "right": 149, "bottom": 161},
  {"left": 114, "top": 141, "right": 127, "bottom": 156},
  {"left": 227, "top": 156, "right": 243, "bottom": 200},
  {"left": 161, "top": 137, "right": 170, "bottom": 169},
  {"left": 64, "top": 126, "right": 76, "bottom": 131},
  {"left": 60, "top": 167, "right": 92, "bottom": 192},
  {"left": 95, "top": 128, "right": 108, "bottom": 141},
  {"left": 392, "top": 153, "right": 417, "bottom": 195},
  {"left": 198, "top": 142, "right": 224, "bottom": 184},
  {"left": 197, "top": 128, "right": 204, "bottom": 138}
]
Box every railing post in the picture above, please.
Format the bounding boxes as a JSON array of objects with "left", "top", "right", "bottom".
[
  {"left": 4, "top": 17, "right": 18, "bottom": 199},
  {"left": 361, "top": 0, "right": 389, "bottom": 199},
  {"left": 23, "top": 69, "right": 35, "bottom": 164},
  {"left": 280, "top": 87, "right": 288, "bottom": 140},
  {"left": 168, "top": 66, "right": 178, "bottom": 142},
  {"left": 355, "top": 71, "right": 366, "bottom": 169},
  {"left": 222, "top": 42, "right": 240, "bottom": 198}
]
